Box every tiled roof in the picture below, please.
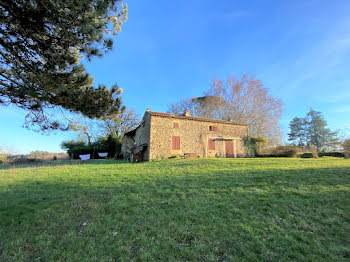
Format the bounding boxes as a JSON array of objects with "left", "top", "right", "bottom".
[{"left": 148, "top": 111, "right": 247, "bottom": 126}]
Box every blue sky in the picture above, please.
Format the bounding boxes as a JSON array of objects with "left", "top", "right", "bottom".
[{"left": 1, "top": 0, "right": 350, "bottom": 154}]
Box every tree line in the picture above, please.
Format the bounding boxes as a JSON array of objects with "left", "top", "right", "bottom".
[
  {"left": 60, "top": 108, "right": 139, "bottom": 158},
  {"left": 1, "top": 0, "right": 349, "bottom": 157}
]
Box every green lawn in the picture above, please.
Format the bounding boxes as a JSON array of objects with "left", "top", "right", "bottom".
[{"left": 0, "top": 158, "right": 349, "bottom": 261}]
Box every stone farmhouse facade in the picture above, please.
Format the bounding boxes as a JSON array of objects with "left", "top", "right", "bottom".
[{"left": 121, "top": 109, "right": 248, "bottom": 161}]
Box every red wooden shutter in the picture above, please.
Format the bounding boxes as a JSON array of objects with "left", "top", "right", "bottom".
[
  {"left": 172, "top": 136, "right": 180, "bottom": 150},
  {"left": 173, "top": 122, "right": 179, "bottom": 128},
  {"left": 213, "top": 126, "right": 218, "bottom": 132},
  {"left": 208, "top": 139, "right": 215, "bottom": 150}
]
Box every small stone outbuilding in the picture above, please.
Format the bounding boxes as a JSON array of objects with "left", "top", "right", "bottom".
[{"left": 121, "top": 109, "right": 248, "bottom": 161}]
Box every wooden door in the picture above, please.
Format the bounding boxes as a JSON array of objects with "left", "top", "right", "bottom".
[{"left": 225, "top": 140, "right": 234, "bottom": 158}]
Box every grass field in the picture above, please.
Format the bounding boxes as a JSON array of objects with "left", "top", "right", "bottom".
[{"left": 0, "top": 158, "right": 349, "bottom": 261}]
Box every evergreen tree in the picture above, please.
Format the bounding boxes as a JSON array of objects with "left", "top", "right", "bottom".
[
  {"left": 0, "top": 0, "right": 128, "bottom": 130},
  {"left": 305, "top": 109, "right": 338, "bottom": 150},
  {"left": 288, "top": 109, "right": 338, "bottom": 151},
  {"left": 288, "top": 117, "right": 307, "bottom": 148}
]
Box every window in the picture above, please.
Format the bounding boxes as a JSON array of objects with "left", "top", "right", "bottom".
[
  {"left": 173, "top": 122, "right": 179, "bottom": 128},
  {"left": 209, "top": 125, "right": 217, "bottom": 132},
  {"left": 172, "top": 136, "right": 180, "bottom": 150},
  {"left": 208, "top": 139, "right": 215, "bottom": 150}
]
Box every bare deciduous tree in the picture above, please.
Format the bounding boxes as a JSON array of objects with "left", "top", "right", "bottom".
[
  {"left": 98, "top": 108, "right": 140, "bottom": 138},
  {"left": 168, "top": 74, "right": 283, "bottom": 144},
  {"left": 70, "top": 117, "right": 100, "bottom": 144}
]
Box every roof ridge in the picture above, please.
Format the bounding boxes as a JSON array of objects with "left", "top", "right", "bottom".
[{"left": 147, "top": 111, "right": 247, "bottom": 126}]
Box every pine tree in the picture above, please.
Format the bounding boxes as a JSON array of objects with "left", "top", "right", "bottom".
[
  {"left": 305, "top": 109, "right": 338, "bottom": 150},
  {"left": 288, "top": 117, "right": 307, "bottom": 149},
  {"left": 288, "top": 109, "right": 339, "bottom": 151},
  {"left": 0, "top": 0, "right": 128, "bottom": 130}
]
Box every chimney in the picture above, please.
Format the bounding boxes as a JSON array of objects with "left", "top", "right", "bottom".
[{"left": 183, "top": 109, "right": 190, "bottom": 116}]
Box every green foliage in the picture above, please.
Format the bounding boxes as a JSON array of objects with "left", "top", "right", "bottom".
[
  {"left": 300, "top": 153, "right": 313, "bottom": 158},
  {"left": 301, "top": 152, "right": 345, "bottom": 158},
  {"left": 0, "top": 154, "right": 9, "bottom": 165},
  {"left": 244, "top": 136, "right": 267, "bottom": 156},
  {"left": 288, "top": 109, "right": 339, "bottom": 151},
  {"left": 61, "top": 140, "right": 86, "bottom": 159},
  {"left": 28, "top": 150, "right": 49, "bottom": 159},
  {"left": 288, "top": 117, "right": 307, "bottom": 148},
  {"left": 61, "top": 136, "right": 121, "bottom": 159},
  {"left": 261, "top": 145, "right": 299, "bottom": 157},
  {"left": 318, "top": 152, "right": 344, "bottom": 157},
  {"left": 0, "top": 158, "right": 349, "bottom": 261},
  {"left": 0, "top": 0, "right": 127, "bottom": 130},
  {"left": 306, "top": 110, "right": 338, "bottom": 150},
  {"left": 105, "top": 134, "right": 121, "bottom": 158}
]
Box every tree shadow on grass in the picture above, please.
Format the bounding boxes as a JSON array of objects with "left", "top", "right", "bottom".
[
  {"left": 1, "top": 165, "right": 349, "bottom": 224},
  {"left": 0, "top": 164, "right": 349, "bottom": 261},
  {"left": 0, "top": 159, "right": 128, "bottom": 170}
]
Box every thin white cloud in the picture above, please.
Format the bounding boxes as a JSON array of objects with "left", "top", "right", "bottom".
[
  {"left": 322, "top": 89, "right": 350, "bottom": 103},
  {"left": 290, "top": 30, "right": 350, "bottom": 89},
  {"left": 333, "top": 105, "right": 350, "bottom": 113},
  {"left": 260, "top": 16, "right": 350, "bottom": 93}
]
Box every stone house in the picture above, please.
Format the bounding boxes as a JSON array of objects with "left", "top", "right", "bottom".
[{"left": 121, "top": 109, "right": 248, "bottom": 161}]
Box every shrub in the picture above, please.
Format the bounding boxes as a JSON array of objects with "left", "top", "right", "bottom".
[
  {"left": 61, "top": 136, "right": 122, "bottom": 159},
  {"left": 318, "top": 152, "right": 344, "bottom": 158},
  {"left": 10, "top": 158, "right": 41, "bottom": 165},
  {"left": 105, "top": 134, "right": 121, "bottom": 158},
  {"left": 300, "top": 153, "right": 313, "bottom": 158},
  {"left": 53, "top": 156, "right": 57, "bottom": 160},
  {"left": 244, "top": 136, "right": 268, "bottom": 157},
  {"left": 28, "top": 150, "right": 50, "bottom": 159},
  {"left": 300, "top": 152, "right": 345, "bottom": 158},
  {"left": 258, "top": 146, "right": 298, "bottom": 158},
  {"left": 0, "top": 154, "right": 9, "bottom": 164},
  {"left": 61, "top": 140, "right": 86, "bottom": 159},
  {"left": 273, "top": 146, "right": 299, "bottom": 157}
]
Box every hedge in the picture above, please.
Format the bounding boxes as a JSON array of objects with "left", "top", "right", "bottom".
[
  {"left": 257, "top": 146, "right": 299, "bottom": 158},
  {"left": 300, "top": 152, "right": 345, "bottom": 158}
]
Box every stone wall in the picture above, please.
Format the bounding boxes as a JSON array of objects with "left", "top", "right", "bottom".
[
  {"left": 149, "top": 114, "right": 247, "bottom": 160},
  {"left": 120, "top": 135, "right": 134, "bottom": 158},
  {"left": 135, "top": 112, "right": 151, "bottom": 161},
  {"left": 121, "top": 112, "right": 151, "bottom": 161}
]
